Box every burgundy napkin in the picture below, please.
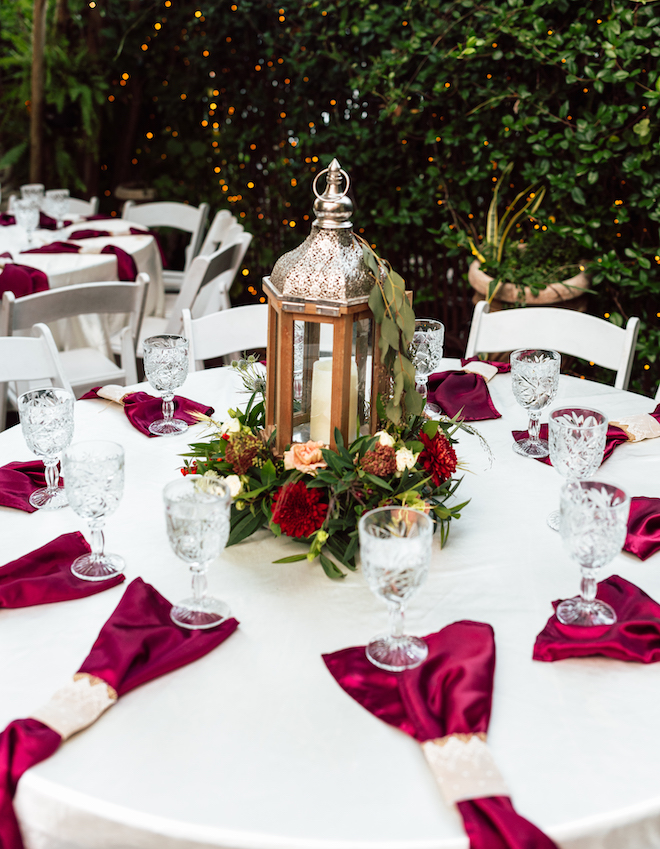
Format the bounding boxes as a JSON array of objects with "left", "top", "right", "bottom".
[
  {"left": 0, "top": 577, "right": 238, "bottom": 849},
  {"left": 324, "top": 621, "right": 557, "bottom": 849},
  {"left": 0, "top": 461, "right": 63, "bottom": 513},
  {"left": 80, "top": 387, "right": 214, "bottom": 436},
  {"left": 534, "top": 575, "right": 660, "bottom": 663},
  {"left": 0, "top": 532, "right": 124, "bottom": 608},
  {"left": 23, "top": 242, "right": 137, "bottom": 281},
  {"left": 0, "top": 213, "right": 69, "bottom": 230},
  {"left": 427, "top": 358, "right": 511, "bottom": 421},
  {"left": 513, "top": 404, "right": 660, "bottom": 466},
  {"left": 69, "top": 226, "right": 168, "bottom": 267},
  {"left": 512, "top": 423, "right": 629, "bottom": 466},
  {"left": 0, "top": 255, "right": 48, "bottom": 298},
  {"left": 624, "top": 497, "right": 660, "bottom": 561}
]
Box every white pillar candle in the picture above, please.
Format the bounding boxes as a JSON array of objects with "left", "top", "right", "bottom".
[{"left": 310, "top": 359, "right": 358, "bottom": 444}]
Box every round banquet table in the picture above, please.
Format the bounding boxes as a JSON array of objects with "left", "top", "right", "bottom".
[{"left": 2, "top": 364, "right": 660, "bottom": 849}]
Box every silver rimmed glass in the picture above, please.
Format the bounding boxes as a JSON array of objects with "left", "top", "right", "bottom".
[
  {"left": 511, "top": 348, "right": 560, "bottom": 458},
  {"left": 45, "top": 188, "right": 70, "bottom": 229},
  {"left": 358, "top": 506, "right": 433, "bottom": 672},
  {"left": 63, "top": 441, "right": 125, "bottom": 581},
  {"left": 13, "top": 197, "right": 40, "bottom": 245},
  {"left": 164, "top": 476, "right": 232, "bottom": 629},
  {"left": 143, "top": 335, "right": 189, "bottom": 436},
  {"left": 547, "top": 408, "right": 608, "bottom": 530},
  {"left": 410, "top": 319, "right": 445, "bottom": 414},
  {"left": 558, "top": 481, "right": 630, "bottom": 626},
  {"left": 18, "top": 388, "right": 74, "bottom": 510}
]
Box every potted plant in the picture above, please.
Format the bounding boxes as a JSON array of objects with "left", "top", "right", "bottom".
[{"left": 456, "top": 163, "right": 590, "bottom": 306}]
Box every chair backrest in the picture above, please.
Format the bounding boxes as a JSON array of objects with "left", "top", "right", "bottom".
[
  {"left": 0, "top": 324, "right": 72, "bottom": 431},
  {"left": 182, "top": 304, "right": 268, "bottom": 371},
  {"left": 164, "top": 234, "right": 253, "bottom": 333},
  {"left": 68, "top": 196, "right": 99, "bottom": 216},
  {"left": 1, "top": 275, "right": 149, "bottom": 347},
  {"left": 199, "top": 210, "right": 239, "bottom": 256},
  {"left": 122, "top": 200, "right": 210, "bottom": 271},
  {"left": 465, "top": 300, "right": 640, "bottom": 390}
]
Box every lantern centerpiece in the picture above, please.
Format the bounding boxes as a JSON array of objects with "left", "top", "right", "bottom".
[{"left": 263, "top": 159, "right": 382, "bottom": 454}]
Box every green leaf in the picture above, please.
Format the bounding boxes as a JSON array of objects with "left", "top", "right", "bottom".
[
  {"left": 380, "top": 316, "right": 400, "bottom": 350},
  {"left": 273, "top": 553, "right": 308, "bottom": 563},
  {"left": 320, "top": 552, "right": 346, "bottom": 579},
  {"left": 571, "top": 186, "right": 586, "bottom": 205}
]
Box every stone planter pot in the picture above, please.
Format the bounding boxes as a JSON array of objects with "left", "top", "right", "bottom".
[{"left": 468, "top": 259, "right": 590, "bottom": 306}]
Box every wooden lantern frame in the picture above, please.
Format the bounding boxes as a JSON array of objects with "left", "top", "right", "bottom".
[{"left": 264, "top": 280, "right": 384, "bottom": 455}]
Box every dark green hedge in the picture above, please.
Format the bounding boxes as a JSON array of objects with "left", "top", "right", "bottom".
[{"left": 1, "top": 0, "right": 658, "bottom": 392}]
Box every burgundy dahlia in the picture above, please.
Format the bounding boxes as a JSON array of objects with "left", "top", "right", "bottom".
[
  {"left": 418, "top": 431, "right": 458, "bottom": 486},
  {"left": 271, "top": 481, "right": 328, "bottom": 538}
]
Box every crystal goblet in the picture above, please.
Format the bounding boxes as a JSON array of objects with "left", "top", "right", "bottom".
[
  {"left": 143, "top": 335, "right": 190, "bottom": 436},
  {"left": 510, "top": 348, "right": 560, "bottom": 458},
  {"left": 547, "top": 407, "right": 608, "bottom": 530},
  {"left": 45, "top": 188, "right": 70, "bottom": 229},
  {"left": 18, "top": 388, "right": 74, "bottom": 510},
  {"left": 558, "top": 480, "right": 630, "bottom": 626},
  {"left": 359, "top": 506, "right": 433, "bottom": 672},
  {"left": 63, "top": 441, "right": 125, "bottom": 581},
  {"left": 20, "top": 183, "right": 45, "bottom": 207},
  {"left": 164, "top": 475, "right": 232, "bottom": 629},
  {"left": 410, "top": 319, "right": 445, "bottom": 414},
  {"left": 13, "top": 197, "right": 40, "bottom": 246}
]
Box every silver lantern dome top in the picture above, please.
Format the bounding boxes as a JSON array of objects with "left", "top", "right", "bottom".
[{"left": 266, "top": 158, "right": 373, "bottom": 306}]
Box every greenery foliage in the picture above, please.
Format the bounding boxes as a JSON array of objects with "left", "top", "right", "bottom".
[{"left": 1, "top": 0, "right": 659, "bottom": 391}]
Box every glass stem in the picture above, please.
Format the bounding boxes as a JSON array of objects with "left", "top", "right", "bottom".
[
  {"left": 528, "top": 412, "right": 541, "bottom": 442},
  {"left": 191, "top": 566, "right": 207, "bottom": 603},
  {"left": 580, "top": 569, "right": 597, "bottom": 606},
  {"left": 388, "top": 602, "right": 404, "bottom": 641},
  {"left": 44, "top": 458, "right": 59, "bottom": 492},
  {"left": 416, "top": 377, "right": 428, "bottom": 400},
  {"left": 162, "top": 391, "right": 175, "bottom": 423},
  {"left": 89, "top": 519, "right": 105, "bottom": 563}
]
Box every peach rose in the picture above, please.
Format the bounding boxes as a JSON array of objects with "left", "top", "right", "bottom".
[{"left": 283, "top": 440, "right": 327, "bottom": 474}]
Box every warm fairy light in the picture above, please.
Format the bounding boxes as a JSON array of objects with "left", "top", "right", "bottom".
[
  {"left": 161, "top": 153, "right": 167, "bottom": 160},
  {"left": 154, "top": 22, "right": 161, "bottom": 29},
  {"left": 250, "top": 143, "right": 256, "bottom": 149},
  {"left": 180, "top": 93, "right": 187, "bottom": 100},
  {"left": 312, "top": 156, "right": 319, "bottom": 162},
  {"left": 165, "top": 1, "right": 171, "bottom": 5},
  {"left": 228, "top": 106, "right": 235, "bottom": 114},
  {"left": 483, "top": 140, "right": 488, "bottom": 145},
  {"left": 131, "top": 158, "right": 138, "bottom": 165},
  {"left": 604, "top": 312, "right": 610, "bottom": 318},
  {"left": 278, "top": 58, "right": 284, "bottom": 64},
  {"left": 146, "top": 132, "right": 154, "bottom": 139},
  {"left": 402, "top": 20, "right": 408, "bottom": 26},
  {"left": 214, "top": 167, "right": 221, "bottom": 173},
  {"left": 255, "top": 64, "right": 261, "bottom": 71},
  {"left": 194, "top": 10, "right": 202, "bottom": 17},
  {"left": 247, "top": 181, "right": 254, "bottom": 188},
  {"left": 172, "top": 131, "right": 178, "bottom": 137},
  {"left": 201, "top": 120, "right": 208, "bottom": 126},
  {"left": 492, "top": 42, "right": 497, "bottom": 47},
  {"left": 444, "top": 82, "right": 450, "bottom": 88},
  {"left": 122, "top": 73, "right": 129, "bottom": 80},
  {"left": 279, "top": 15, "right": 285, "bottom": 21},
  {"left": 242, "top": 269, "right": 250, "bottom": 276},
  {"left": 108, "top": 95, "right": 115, "bottom": 102},
  {"left": 547, "top": 29, "right": 553, "bottom": 34},
  {"left": 89, "top": 1, "right": 96, "bottom": 6},
  {"left": 231, "top": 3, "right": 237, "bottom": 8},
  {"left": 644, "top": 364, "right": 651, "bottom": 370},
  {"left": 203, "top": 50, "right": 210, "bottom": 56},
  {"left": 213, "top": 122, "right": 219, "bottom": 128},
  {"left": 290, "top": 178, "right": 297, "bottom": 186}
]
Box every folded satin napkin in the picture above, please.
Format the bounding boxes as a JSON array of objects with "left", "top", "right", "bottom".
[
  {"left": 324, "top": 621, "right": 557, "bottom": 849},
  {"left": 427, "top": 358, "right": 511, "bottom": 421},
  {"left": 68, "top": 226, "right": 167, "bottom": 267},
  {"left": 624, "top": 497, "right": 660, "bottom": 561},
  {"left": 22, "top": 241, "right": 137, "bottom": 281},
  {"left": 512, "top": 423, "right": 630, "bottom": 465},
  {"left": 534, "top": 575, "right": 660, "bottom": 663},
  {"left": 0, "top": 461, "right": 63, "bottom": 513},
  {"left": 0, "top": 577, "right": 239, "bottom": 849},
  {"left": 0, "top": 212, "right": 71, "bottom": 230},
  {"left": 0, "top": 532, "right": 124, "bottom": 608},
  {"left": 0, "top": 254, "right": 49, "bottom": 298},
  {"left": 80, "top": 386, "right": 214, "bottom": 436}
]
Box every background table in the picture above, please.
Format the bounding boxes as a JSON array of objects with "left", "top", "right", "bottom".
[{"left": 1, "top": 365, "right": 659, "bottom": 849}]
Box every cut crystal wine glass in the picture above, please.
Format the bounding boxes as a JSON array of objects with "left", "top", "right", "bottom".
[
  {"left": 45, "top": 188, "right": 70, "bottom": 229},
  {"left": 358, "top": 506, "right": 433, "bottom": 671},
  {"left": 143, "top": 335, "right": 190, "bottom": 436},
  {"left": 164, "top": 475, "right": 232, "bottom": 629},
  {"left": 547, "top": 408, "right": 608, "bottom": 530},
  {"left": 14, "top": 198, "right": 40, "bottom": 246},
  {"left": 410, "top": 318, "right": 445, "bottom": 415},
  {"left": 510, "top": 348, "right": 560, "bottom": 458},
  {"left": 558, "top": 480, "right": 630, "bottom": 626},
  {"left": 63, "top": 441, "right": 125, "bottom": 581},
  {"left": 18, "top": 388, "right": 75, "bottom": 510}
]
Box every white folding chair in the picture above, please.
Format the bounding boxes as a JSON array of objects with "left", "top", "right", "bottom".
[
  {"left": 198, "top": 210, "right": 239, "bottom": 255},
  {"left": 68, "top": 196, "right": 99, "bottom": 216},
  {"left": 0, "top": 324, "right": 72, "bottom": 431},
  {"left": 465, "top": 300, "right": 640, "bottom": 390},
  {"left": 182, "top": 304, "right": 268, "bottom": 371},
  {"left": 1, "top": 275, "right": 148, "bottom": 398},
  {"left": 125, "top": 234, "right": 253, "bottom": 357},
  {"left": 121, "top": 200, "right": 210, "bottom": 293}
]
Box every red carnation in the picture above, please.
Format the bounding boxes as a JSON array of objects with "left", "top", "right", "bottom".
[
  {"left": 418, "top": 431, "right": 457, "bottom": 486},
  {"left": 271, "top": 480, "right": 328, "bottom": 539}
]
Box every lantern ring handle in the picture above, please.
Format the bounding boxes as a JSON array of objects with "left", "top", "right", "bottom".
[{"left": 312, "top": 167, "right": 351, "bottom": 201}]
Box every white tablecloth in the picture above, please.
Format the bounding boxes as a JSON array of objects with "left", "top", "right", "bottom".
[
  {"left": 0, "top": 219, "right": 165, "bottom": 356},
  {"left": 1, "top": 365, "right": 659, "bottom": 849}
]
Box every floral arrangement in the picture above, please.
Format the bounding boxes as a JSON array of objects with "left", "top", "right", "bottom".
[{"left": 183, "top": 358, "right": 467, "bottom": 579}]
